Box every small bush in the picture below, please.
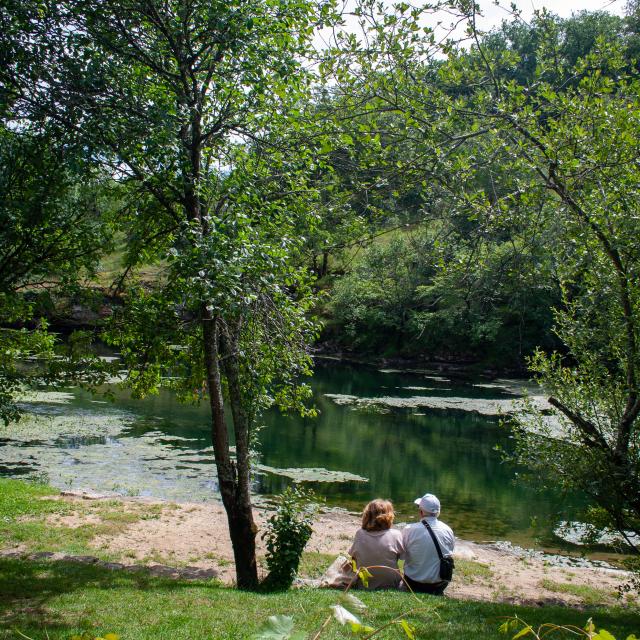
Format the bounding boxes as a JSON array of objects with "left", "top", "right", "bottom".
[{"left": 261, "top": 487, "right": 318, "bottom": 591}]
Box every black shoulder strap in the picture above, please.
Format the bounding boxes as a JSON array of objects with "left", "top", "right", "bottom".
[{"left": 422, "top": 520, "right": 444, "bottom": 560}]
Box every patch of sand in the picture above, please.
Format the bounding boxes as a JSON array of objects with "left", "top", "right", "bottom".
[
  {"left": 88, "top": 500, "right": 361, "bottom": 584},
  {"left": 448, "top": 541, "right": 626, "bottom": 607}
]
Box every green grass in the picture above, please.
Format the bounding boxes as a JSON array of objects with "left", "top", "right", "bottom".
[
  {"left": 455, "top": 559, "right": 493, "bottom": 583},
  {"left": 1, "top": 480, "right": 638, "bottom": 639},
  {"left": 299, "top": 552, "right": 336, "bottom": 579},
  {"left": 0, "top": 479, "right": 160, "bottom": 561},
  {"left": 0, "top": 478, "right": 70, "bottom": 522},
  {"left": 93, "top": 245, "right": 166, "bottom": 289},
  {"left": 0, "top": 557, "right": 637, "bottom": 640},
  {"left": 540, "top": 578, "right": 616, "bottom": 607}
]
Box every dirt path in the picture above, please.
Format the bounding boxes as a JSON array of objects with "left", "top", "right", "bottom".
[{"left": 28, "top": 493, "right": 634, "bottom": 608}]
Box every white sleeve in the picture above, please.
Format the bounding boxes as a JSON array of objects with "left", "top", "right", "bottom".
[{"left": 401, "top": 527, "right": 412, "bottom": 561}]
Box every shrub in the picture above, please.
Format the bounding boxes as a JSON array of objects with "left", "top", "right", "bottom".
[{"left": 261, "top": 487, "right": 318, "bottom": 591}]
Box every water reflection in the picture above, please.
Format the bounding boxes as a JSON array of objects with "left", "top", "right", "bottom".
[
  {"left": 256, "top": 362, "right": 577, "bottom": 545},
  {"left": 0, "top": 360, "right": 580, "bottom": 549}
]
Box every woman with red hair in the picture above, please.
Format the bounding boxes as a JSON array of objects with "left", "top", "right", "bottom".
[{"left": 348, "top": 499, "right": 405, "bottom": 589}]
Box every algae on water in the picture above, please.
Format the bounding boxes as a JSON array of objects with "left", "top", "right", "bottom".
[
  {"left": 323, "top": 392, "right": 550, "bottom": 417},
  {"left": 17, "top": 390, "right": 77, "bottom": 405},
  {"left": 256, "top": 465, "right": 368, "bottom": 483}
]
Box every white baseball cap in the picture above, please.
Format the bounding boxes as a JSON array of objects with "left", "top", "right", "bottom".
[{"left": 414, "top": 493, "right": 441, "bottom": 515}]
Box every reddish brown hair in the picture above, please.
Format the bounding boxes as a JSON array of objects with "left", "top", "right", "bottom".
[{"left": 361, "top": 499, "right": 395, "bottom": 532}]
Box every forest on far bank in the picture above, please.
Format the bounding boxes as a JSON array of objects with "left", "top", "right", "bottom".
[
  {"left": 5, "top": 5, "right": 639, "bottom": 372},
  {"left": 312, "top": 5, "right": 640, "bottom": 370}
]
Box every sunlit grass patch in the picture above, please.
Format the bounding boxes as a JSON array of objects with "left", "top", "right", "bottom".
[
  {"left": 540, "top": 578, "right": 615, "bottom": 606},
  {"left": 200, "top": 552, "right": 233, "bottom": 567},
  {"left": 455, "top": 559, "right": 493, "bottom": 583},
  {"left": 0, "top": 478, "right": 68, "bottom": 523},
  {"left": 298, "top": 552, "right": 336, "bottom": 579},
  {"left": 0, "top": 479, "right": 167, "bottom": 561},
  {"left": 93, "top": 245, "right": 166, "bottom": 288},
  {"left": 141, "top": 549, "right": 180, "bottom": 565}
]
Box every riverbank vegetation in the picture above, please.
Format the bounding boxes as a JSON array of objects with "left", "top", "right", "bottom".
[{"left": 2, "top": 0, "right": 640, "bottom": 605}]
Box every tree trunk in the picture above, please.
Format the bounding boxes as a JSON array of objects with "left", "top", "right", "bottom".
[
  {"left": 321, "top": 250, "right": 329, "bottom": 277},
  {"left": 220, "top": 319, "right": 259, "bottom": 587},
  {"left": 202, "top": 311, "right": 259, "bottom": 589}
]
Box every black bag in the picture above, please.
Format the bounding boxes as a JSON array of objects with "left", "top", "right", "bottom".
[
  {"left": 423, "top": 521, "right": 455, "bottom": 582},
  {"left": 438, "top": 555, "right": 455, "bottom": 582}
]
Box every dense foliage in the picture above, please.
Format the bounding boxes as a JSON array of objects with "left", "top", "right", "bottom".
[
  {"left": 0, "top": 123, "right": 113, "bottom": 423},
  {"left": 1, "top": 0, "right": 344, "bottom": 589},
  {"left": 329, "top": 228, "right": 558, "bottom": 367},
  {"left": 322, "top": 6, "right": 640, "bottom": 368}
]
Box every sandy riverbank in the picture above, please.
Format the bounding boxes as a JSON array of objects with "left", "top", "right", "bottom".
[{"left": 12, "top": 492, "right": 629, "bottom": 609}]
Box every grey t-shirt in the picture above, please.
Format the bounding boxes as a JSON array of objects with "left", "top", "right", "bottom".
[
  {"left": 349, "top": 527, "right": 405, "bottom": 589},
  {"left": 401, "top": 517, "right": 455, "bottom": 583}
]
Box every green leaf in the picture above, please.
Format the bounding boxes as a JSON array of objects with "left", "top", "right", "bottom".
[
  {"left": 357, "top": 566, "right": 373, "bottom": 588},
  {"left": 350, "top": 622, "right": 375, "bottom": 635},
  {"left": 400, "top": 619, "right": 416, "bottom": 639},
  {"left": 512, "top": 626, "right": 533, "bottom": 640}
]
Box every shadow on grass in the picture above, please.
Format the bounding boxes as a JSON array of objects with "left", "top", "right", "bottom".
[
  {"left": 0, "top": 556, "right": 211, "bottom": 633},
  {"left": 1, "top": 556, "right": 638, "bottom": 640}
]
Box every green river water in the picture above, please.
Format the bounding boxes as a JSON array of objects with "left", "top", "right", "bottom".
[{"left": 1, "top": 359, "right": 583, "bottom": 552}]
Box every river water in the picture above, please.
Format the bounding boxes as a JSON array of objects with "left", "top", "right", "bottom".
[{"left": 0, "top": 359, "right": 581, "bottom": 551}]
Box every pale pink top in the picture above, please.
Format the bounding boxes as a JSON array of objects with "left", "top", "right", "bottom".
[{"left": 348, "top": 528, "right": 405, "bottom": 589}]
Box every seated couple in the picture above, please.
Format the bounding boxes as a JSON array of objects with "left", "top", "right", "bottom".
[{"left": 349, "top": 493, "right": 455, "bottom": 595}]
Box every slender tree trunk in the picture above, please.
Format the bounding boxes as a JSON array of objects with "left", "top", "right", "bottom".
[
  {"left": 220, "top": 321, "right": 259, "bottom": 585},
  {"left": 186, "top": 88, "right": 258, "bottom": 588},
  {"left": 321, "top": 250, "right": 329, "bottom": 277},
  {"left": 202, "top": 311, "right": 259, "bottom": 589}
]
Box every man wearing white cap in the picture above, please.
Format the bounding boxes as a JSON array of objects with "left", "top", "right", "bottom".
[{"left": 401, "top": 493, "right": 455, "bottom": 595}]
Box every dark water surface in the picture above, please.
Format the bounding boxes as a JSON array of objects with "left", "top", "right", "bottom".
[{"left": 1, "top": 359, "right": 581, "bottom": 550}]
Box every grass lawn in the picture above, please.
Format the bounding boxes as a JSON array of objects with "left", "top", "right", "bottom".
[
  {"left": 539, "top": 578, "right": 618, "bottom": 608},
  {"left": 1, "top": 556, "right": 639, "bottom": 640},
  {"left": 1, "top": 480, "right": 638, "bottom": 639}
]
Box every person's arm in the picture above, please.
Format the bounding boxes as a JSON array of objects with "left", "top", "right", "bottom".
[
  {"left": 396, "top": 529, "right": 407, "bottom": 560},
  {"left": 401, "top": 526, "right": 411, "bottom": 562},
  {"left": 448, "top": 526, "right": 455, "bottom": 553},
  {"left": 348, "top": 529, "right": 360, "bottom": 562}
]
